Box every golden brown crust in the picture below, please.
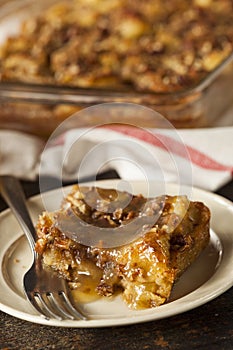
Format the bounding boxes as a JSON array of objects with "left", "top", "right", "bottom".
[
  {"left": 170, "top": 201, "right": 211, "bottom": 279},
  {"left": 35, "top": 185, "right": 210, "bottom": 309}
]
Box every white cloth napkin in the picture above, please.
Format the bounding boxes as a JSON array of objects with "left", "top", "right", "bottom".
[
  {"left": 0, "top": 126, "right": 232, "bottom": 192},
  {"left": 40, "top": 125, "right": 233, "bottom": 192},
  {"left": 0, "top": 130, "right": 44, "bottom": 180}
]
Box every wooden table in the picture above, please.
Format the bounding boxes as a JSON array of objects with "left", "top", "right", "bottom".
[{"left": 1, "top": 177, "right": 233, "bottom": 350}]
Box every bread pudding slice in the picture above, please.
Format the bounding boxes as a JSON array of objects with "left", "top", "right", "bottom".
[{"left": 35, "top": 185, "right": 210, "bottom": 309}]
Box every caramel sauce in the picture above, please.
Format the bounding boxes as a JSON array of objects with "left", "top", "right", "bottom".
[
  {"left": 68, "top": 255, "right": 103, "bottom": 302},
  {"left": 71, "top": 273, "right": 102, "bottom": 303}
]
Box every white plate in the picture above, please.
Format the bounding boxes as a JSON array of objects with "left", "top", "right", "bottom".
[{"left": 0, "top": 180, "right": 233, "bottom": 328}]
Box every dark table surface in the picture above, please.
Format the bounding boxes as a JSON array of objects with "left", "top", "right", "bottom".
[{"left": 1, "top": 175, "right": 233, "bottom": 350}]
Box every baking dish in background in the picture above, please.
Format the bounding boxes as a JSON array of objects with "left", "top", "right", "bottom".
[{"left": 0, "top": 0, "right": 232, "bottom": 137}]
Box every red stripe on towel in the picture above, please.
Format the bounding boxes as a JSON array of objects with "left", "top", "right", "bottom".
[{"left": 103, "top": 125, "right": 233, "bottom": 173}]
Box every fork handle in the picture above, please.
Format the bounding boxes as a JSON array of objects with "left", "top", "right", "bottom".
[{"left": 0, "top": 175, "right": 37, "bottom": 255}]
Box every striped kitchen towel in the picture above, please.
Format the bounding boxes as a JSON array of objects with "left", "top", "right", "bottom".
[{"left": 40, "top": 125, "right": 233, "bottom": 192}]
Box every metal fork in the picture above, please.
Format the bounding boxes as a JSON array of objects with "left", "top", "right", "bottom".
[{"left": 0, "top": 175, "right": 87, "bottom": 321}]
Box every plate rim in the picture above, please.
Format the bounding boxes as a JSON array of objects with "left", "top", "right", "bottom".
[{"left": 0, "top": 179, "right": 233, "bottom": 328}]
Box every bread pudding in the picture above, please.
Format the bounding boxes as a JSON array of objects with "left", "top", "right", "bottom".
[
  {"left": 0, "top": 0, "right": 232, "bottom": 133},
  {"left": 35, "top": 185, "right": 210, "bottom": 309},
  {"left": 0, "top": 0, "right": 232, "bottom": 93}
]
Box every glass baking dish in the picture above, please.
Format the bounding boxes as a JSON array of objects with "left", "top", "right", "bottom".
[{"left": 0, "top": 0, "right": 232, "bottom": 137}]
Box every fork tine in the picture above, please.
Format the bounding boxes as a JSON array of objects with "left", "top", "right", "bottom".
[
  {"left": 27, "top": 293, "right": 51, "bottom": 320},
  {"left": 48, "top": 293, "right": 75, "bottom": 320},
  {"left": 29, "top": 291, "right": 87, "bottom": 321},
  {"left": 27, "top": 293, "right": 53, "bottom": 320},
  {"left": 60, "top": 291, "right": 87, "bottom": 320},
  {"left": 33, "top": 292, "right": 63, "bottom": 321}
]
